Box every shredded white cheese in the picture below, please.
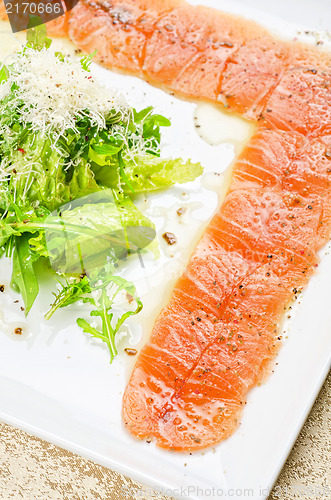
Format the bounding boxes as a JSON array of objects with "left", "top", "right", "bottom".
[{"left": 0, "top": 47, "right": 130, "bottom": 141}]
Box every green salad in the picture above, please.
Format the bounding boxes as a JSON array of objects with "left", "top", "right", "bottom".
[{"left": 0, "top": 22, "right": 202, "bottom": 362}]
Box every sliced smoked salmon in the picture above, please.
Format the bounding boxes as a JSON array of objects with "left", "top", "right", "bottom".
[
  {"left": 123, "top": 130, "right": 329, "bottom": 450},
  {"left": 123, "top": 256, "right": 308, "bottom": 449},
  {"left": 67, "top": 0, "right": 180, "bottom": 74},
  {"left": 68, "top": 0, "right": 270, "bottom": 102},
  {"left": 261, "top": 69, "right": 331, "bottom": 137},
  {"left": 142, "top": 3, "right": 264, "bottom": 100},
  {"left": 219, "top": 37, "right": 288, "bottom": 119},
  {"left": 67, "top": 0, "right": 330, "bottom": 128}
]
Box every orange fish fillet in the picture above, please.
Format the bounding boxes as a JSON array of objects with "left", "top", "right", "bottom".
[
  {"left": 123, "top": 131, "right": 330, "bottom": 449},
  {"left": 68, "top": 0, "right": 273, "bottom": 102},
  {"left": 261, "top": 47, "right": 331, "bottom": 137},
  {"left": 1, "top": 0, "right": 330, "bottom": 451}
]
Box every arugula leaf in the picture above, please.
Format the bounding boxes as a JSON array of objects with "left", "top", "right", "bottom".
[
  {"left": 80, "top": 50, "right": 97, "bottom": 72},
  {"left": 132, "top": 107, "right": 171, "bottom": 127},
  {"left": 45, "top": 276, "right": 91, "bottom": 320},
  {"left": 77, "top": 276, "right": 142, "bottom": 362},
  {"left": 10, "top": 234, "right": 39, "bottom": 314},
  {"left": 46, "top": 272, "right": 142, "bottom": 362},
  {"left": 146, "top": 114, "right": 171, "bottom": 128},
  {"left": 133, "top": 106, "right": 154, "bottom": 124},
  {"left": 130, "top": 107, "right": 171, "bottom": 156},
  {"left": 26, "top": 16, "right": 52, "bottom": 51}
]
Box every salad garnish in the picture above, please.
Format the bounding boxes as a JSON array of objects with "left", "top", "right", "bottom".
[{"left": 0, "top": 22, "right": 202, "bottom": 361}]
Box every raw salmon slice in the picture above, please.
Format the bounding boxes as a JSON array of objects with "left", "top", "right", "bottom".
[
  {"left": 123, "top": 132, "right": 330, "bottom": 449},
  {"left": 260, "top": 46, "right": 331, "bottom": 137},
  {"left": 149, "top": 257, "right": 302, "bottom": 449},
  {"left": 68, "top": 0, "right": 180, "bottom": 74},
  {"left": 230, "top": 129, "right": 306, "bottom": 191},
  {"left": 67, "top": 0, "right": 330, "bottom": 129},
  {"left": 219, "top": 37, "right": 288, "bottom": 119},
  {"left": 142, "top": 4, "right": 236, "bottom": 100},
  {"left": 123, "top": 250, "right": 316, "bottom": 449},
  {"left": 142, "top": 4, "right": 264, "bottom": 101},
  {"left": 68, "top": 0, "right": 271, "bottom": 103},
  {"left": 230, "top": 130, "right": 331, "bottom": 245},
  {"left": 123, "top": 127, "right": 330, "bottom": 449},
  {"left": 281, "top": 135, "right": 331, "bottom": 247}
]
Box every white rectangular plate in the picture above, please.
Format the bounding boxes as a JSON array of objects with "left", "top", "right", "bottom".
[{"left": 0, "top": 1, "right": 330, "bottom": 499}]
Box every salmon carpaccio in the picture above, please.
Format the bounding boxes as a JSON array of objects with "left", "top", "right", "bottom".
[{"left": 1, "top": 0, "right": 330, "bottom": 451}]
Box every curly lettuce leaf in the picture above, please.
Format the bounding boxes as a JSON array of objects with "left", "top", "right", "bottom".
[
  {"left": 0, "top": 204, "right": 50, "bottom": 247},
  {"left": 6, "top": 133, "right": 100, "bottom": 211},
  {"left": 91, "top": 155, "right": 203, "bottom": 194}
]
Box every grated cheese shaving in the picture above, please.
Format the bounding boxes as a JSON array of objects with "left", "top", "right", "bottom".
[{"left": 0, "top": 47, "right": 130, "bottom": 142}]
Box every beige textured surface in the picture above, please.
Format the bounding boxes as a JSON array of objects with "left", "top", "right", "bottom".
[{"left": 0, "top": 372, "right": 329, "bottom": 500}]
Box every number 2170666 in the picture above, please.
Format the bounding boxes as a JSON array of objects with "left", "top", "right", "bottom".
[{"left": 5, "top": 2, "right": 62, "bottom": 14}]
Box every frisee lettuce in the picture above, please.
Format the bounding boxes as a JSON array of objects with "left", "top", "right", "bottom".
[{"left": 0, "top": 24, "right": 203, "bottom": 362}]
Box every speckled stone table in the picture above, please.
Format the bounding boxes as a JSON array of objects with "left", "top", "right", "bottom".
[{"left": 0, "top": 372, "right": 330, "bottom": 500}]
